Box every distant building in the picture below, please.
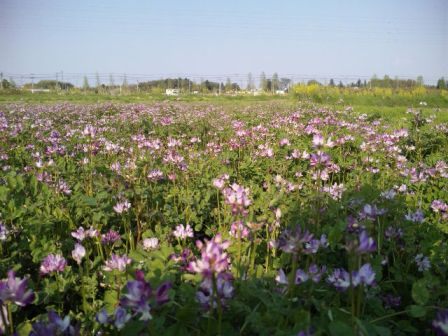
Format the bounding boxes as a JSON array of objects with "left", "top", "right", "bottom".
[
  {"left": 275, "top": 89, "right": 287, "bottom": 95},
  {"left": 29, "top": 89, "right": 51, "bottom": 93},
  {"left": 165, "top": 88, "right": 180, "bottom": 96}
]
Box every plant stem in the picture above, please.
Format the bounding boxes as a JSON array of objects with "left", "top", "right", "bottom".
[{"left": 212, "top": 274, "right": 223, "bottom": 335}]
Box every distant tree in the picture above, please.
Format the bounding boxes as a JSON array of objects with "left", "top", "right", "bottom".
[
  {"left": 416, "top": 76, "right": 424, "bottom": 86},
  {"left": 225, "top": 77, "right": 232, "bottom": 92},
  {"left": 109, "top": 74, "right": 115, "bottom": 88},
  {"left": 279, "top": 78, "right": 291, "bottom": 90},
  {"left": 1, "top": 79, "right": 10, "bottom": 89},
  {"left": 122, "top": 75, "right": 128, "bottom": 92},
  {"left": 436, "top": 77, "right": 446, "bottom": 90},
  {"left": 260, "top": 72, "right": 267, "bottom": 91},
  {"left": 329, "top": 79, "right": 335, "bottom": 87},
  {"left": 307, "top": 79, "right": 322, "bottom": 86},
  {"left": 265, "top": 79, "right": 272, "bottom": 92},
  {"left": 338, "top": 81, "right": 344, "bottom": 88},
  {"left": 271, "top": 73, "right": 279, "bottom": 92},
  {"left": 82, "top": 76, "right": 90, "bottom": 91},
  {"left": 247, "top": 73, "right": 254, "bottom": 91},
  {"left": 95, "top": 72, "right": 101, "bottom": 88},
  {"left": 356, "top": 79, "right": 362, "bottom": 87}
]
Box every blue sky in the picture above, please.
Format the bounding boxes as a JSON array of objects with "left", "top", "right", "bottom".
[{"left": 1, "top": 0, "right": 447, "bottom": 85}]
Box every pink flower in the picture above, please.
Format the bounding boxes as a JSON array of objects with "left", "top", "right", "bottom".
[
  {"left": 40, "top": 254, "right": 67, "bottom": 275},
  {"left": 188, "top": 234, "right": 230, "bottom": 278},
  {"left": 103, "top": 254, "right": 132, "bottom": 272}
]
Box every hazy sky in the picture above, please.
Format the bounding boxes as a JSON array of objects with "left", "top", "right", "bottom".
[{"left": 1, "top": 0, "right": 447, "bottom": 84}]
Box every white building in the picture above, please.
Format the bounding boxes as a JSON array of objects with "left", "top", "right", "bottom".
[{"left": 165, "top": 88, "right": 180, "bottom": 96}]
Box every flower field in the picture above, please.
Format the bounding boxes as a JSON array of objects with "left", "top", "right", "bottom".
[{"left": 0, "top": 101, "right": 447, "bottom": 335}]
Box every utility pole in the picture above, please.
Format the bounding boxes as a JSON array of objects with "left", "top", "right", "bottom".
[{"left": 31, "top": 74, "right": 35, "bottom": 92}]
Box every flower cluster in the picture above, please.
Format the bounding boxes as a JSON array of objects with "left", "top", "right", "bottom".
[
  {"left": 173, "top": 224, "right": 194, "bottom": 240},
  {"left": 327, "top": 263, "right": 376, "bottom": 291},
  {"left": 414, "top": 254, "right": 431, "bottom": 272},
  {"left": 71, "top": 243, "right": 86, "bottom": 265},
  {"left": 222, "top": 183, "right": 251, "bottom": 216},
  {"left": 101, "top": 229, "right": 121, "bottom": 244},
  {"left": 277, "top": 227, "right": 328, "bottom": 255},
  {"left": 40, "top": 254, "right": 67, "bottom": 275},
  {"left": 276, "top": 264, "right": 327, "bottom": 286},
  {"left": 0, "top": 270, "right": 35, "bottom": 306},
  {"left": 189, "top": 234, "right": 230, "bottom": 278},
  {"left": 432, "top": 310, "right": 448, "bottom": 336},
  {"left": 97, "top": 271, "right": 171, "bottom": 330},
  {"left": 71, "top": 226, "right": 98, "bottom": 241},
  {"left": 142, "top": 237, "right": 159, "bottom": 251},
  {"left": 30, "top": 311, "right": 80, "bottom": 336},
  {"left": 196, "top": 273, "right": 234, "bottom": 310},
  {"left": 103, "top": 254, "right": 132, "bottom": 272},
  {"left": 113, "top": 199, "right": 131, "bottom": 214}
]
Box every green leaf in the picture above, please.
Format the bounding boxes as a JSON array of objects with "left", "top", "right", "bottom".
[
  {"left": 412, "top": 281, "right": 429, "bottom": 305},
  {"left": 408, "top": 305, "right": 427, "bottom": 318},
  {"left": 81, "top": 195, "right": 97, "bottom": 207},
  {"left": 328, "top": 321, "right": 354, "bottom": 336}
]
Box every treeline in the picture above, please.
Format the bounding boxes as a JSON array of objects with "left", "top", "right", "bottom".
[
  {"left": 136, "top": 78, "right": 240, "bottom": 93},
  {"left": 2, "top": 74, "right": 448, "bottom": 93},
  {"left": 23, "top": 80, "right": 74, "bottom": 90}
]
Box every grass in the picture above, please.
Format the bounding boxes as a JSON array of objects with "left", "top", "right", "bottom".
[{"left": 1, "top": 90, "right": 447, "bottom": 123}]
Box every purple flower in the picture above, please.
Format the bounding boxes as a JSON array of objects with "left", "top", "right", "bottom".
[
  {"left": 222, "top": 183, "right": 251, "bottom": 216},
  {"left": 147, "top": 169, "right": 164, "bottom": 181},
  {"left": 71, "top": 243, "right": 86, "bottom": 265},
  {"left": 0, "top": 223, "right": 9, "bottom": 241},
  {"left": 155, "top": 282, "right": 171, "bottom": 305},
  {"left": 96, "top": 308, "right": 110, "bottom": 325},
  {"left": 103, "top": 254, "right": 132, "bottom": 272},
  {"left": 71, "top": 227, "right": 86, "bottom": 241},
  {"left": 71, "top": 226, "right": 98, "bottom": 241},
  {"left": 327, "top": 268, "right": 351, "bottom": 291},
  {"left": 275, "top": 269, "right": 288, "bottom": 285},
  {"left": 381, "top": 293, "right": 401, "bottom": 309},
  {"left": 189, "top": 234, "right": 230, "bottom": 278},
  {"left": 277, "top": 226, "right": 313, "bottom": 254},
  {"left": 229, "top": 221, "right": 250, "bottom": 240},
  {"left": 119, "top": 271, "right": 171, "bottom": 321},
  {"left": 212, "top": 174, "right": 229, "bottom": 190},
  {"left": 113, "top": 200, "right": 131, "bottom": 214},
  {"left": 308, "top": 264, "right": 327, "bottom": 283},
  {"left": 312, "top": 134, "right": 324, "bottom": 148},
  {"left": 101, "top": 229, "right": 121, "bottom": 244},
  {"left": 120, "top": 270, "right": 152, "bottom": 320},
  {"left": 405, "top": 209, "right": 425, "bottom": 223},
  {"left": 173, "top": 224, "right": 194, "bottom": 240},
  {"left": 40, "top": 254, "right": 67, "bottom": 275},
  {"left": 295, "top": 269, "right": 309, "bottom": 284},
  {"left": 352, "top": 263, "right": 376, "bottom": 286},
  {"left": 0, "top": 270, "right": 35, "bottom": 306},
  {"left": 309, "top": 151, "right": 331, "bottom": 167},
  {"left": 356, "top": 230, "right": 376, "bottom": 254},
  {"left": 30, "top": 311, "right": 80, "bottom": 336},
  {"left": 431, "top": 200, "right": 448, "bottom": 213},
  {"left": 114, "top": 307, "right": 131, "bottom": 330},
  {"left": 432, "top": 310, "right": 448, "bottom": 336},
  {"left": 359, "top": 204, "right": 386, "bottom": 220},
  {"left": 415, "top": 254, "right": 431, "bottom": 272},
  {"left": 196, "top": 273, "right": 234, "bottom": 310},
  {"left": 142, "top": 237, "right": 159, "bottom": 251},
  {"left": 384, "top": 226, "right": 403, "bottom": 240}
]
